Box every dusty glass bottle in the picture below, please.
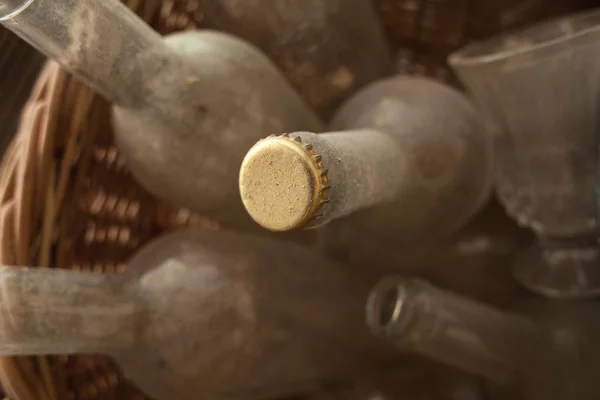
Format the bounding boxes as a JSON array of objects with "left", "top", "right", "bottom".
[
  {"left": 195, "top": 0, "right": 393, "bottom": 119},
  {"left": 0, "top": 0, "right": 323, "bottom": 228},
  {"left": 239, "top": 76, "right": 493, "bottom": 240},
  {"left": 367, "top": 277, "right": 600, "bottom": 400},
  {"left": 0, "top": 228, "right": 408, "bottom": 400}
]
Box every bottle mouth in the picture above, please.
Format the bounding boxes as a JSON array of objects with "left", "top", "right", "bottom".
[
  {"left": 366, "top": 277, "right": 405, "bottom": 336},
  {"left": 0, "top": 0, "right": 35, "bottom": 22}
]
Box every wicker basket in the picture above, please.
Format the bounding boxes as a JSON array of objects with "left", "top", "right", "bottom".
[{"left": 0, "top": 0, "right": 595, "bottom": 399}]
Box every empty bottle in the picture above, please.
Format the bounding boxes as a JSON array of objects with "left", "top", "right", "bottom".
[
  {"left": 0, "top": 228, "right": 411, "bottom": 400},
  {"left": 0, "top": 0, "right": 322, "bottom": 228},
  {"left": 367, "top": 277, "right": 600, "bottom": 400},
  {"left": 239, "top": 76, "right": 493, "bottom": 240},
  {"left": 195, "top": 0, "right": 393, "bottom": 119}
]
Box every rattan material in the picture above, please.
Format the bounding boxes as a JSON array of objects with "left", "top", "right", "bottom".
[{"left": 0, "top": 0, "right": 595, "bottom": 399}]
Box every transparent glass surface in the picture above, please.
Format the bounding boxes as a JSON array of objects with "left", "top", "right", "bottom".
[
  {"left": 449, "top": 9, "right": 600, "bottom": 297},
  {"left": 0, "top": 229, "right": 407, "bottom": 400},
  {"left": 367, "top": 277, "right": 600, "bottom": 400},
  {"left": 366, "top": 277, "right": 537, "bottom": 386},
  {"left": 0, "top": 0, "right": 164, "bottom": 107}
]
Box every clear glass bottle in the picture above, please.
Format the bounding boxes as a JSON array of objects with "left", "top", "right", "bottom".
[
  {"left": 449, "top": 9, "right": 600, "bottom": 297},
  {"left": 239, "top": 76, "right": 493, "bottom": 241},
  {"left": 0, "top": 228, "right": 409, "bottom": 400},
  {"left": 195, "top": 0, "right": 393, "bottom": 119},
  {"left": 367, "top": 277, "right": 600, "bottom": 400},
  {"left": 0, "top": 0, "right": 323, "bottom": 228}
]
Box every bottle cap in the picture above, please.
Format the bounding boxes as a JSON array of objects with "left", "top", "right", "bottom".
[{"left": 239, "top": 134, "right": 329, "bottom": 231}]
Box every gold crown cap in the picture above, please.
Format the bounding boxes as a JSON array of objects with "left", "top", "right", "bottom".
[{"left": 239, "top": 133, "right": 330, "bottom": 231}]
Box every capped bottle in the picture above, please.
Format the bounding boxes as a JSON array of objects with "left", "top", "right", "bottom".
[
  {"left": 239, "top": 76, "right": 493, "bottom": 241},
  {"left": 0, "top": 0, "right": 323, "bottom": 228},
  {"left": 0, "top": 228, "right": 408, "bottom": 400},
  {"left": 195, "top": 0, "right": 393, "bottom": 118},
  {"left": 367, "top": 277, "right": 600, "bottom": 400}
]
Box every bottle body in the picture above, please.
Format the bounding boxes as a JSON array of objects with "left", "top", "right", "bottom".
[
  {"left": 115, "top": 229, "right": 402, "bottom": 400},
  {"left": 113, "top": 31, "right": 323, "bottom": 228},
  {"left": 195, "top": 0, "right": 393, "bottom": 118},
  {"left": 329, "top": 76, "right": 493, "bottom": 241}
]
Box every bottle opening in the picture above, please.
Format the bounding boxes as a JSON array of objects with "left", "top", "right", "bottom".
[
  {"left": 366, "top": 278, "right": 404, "bottom": 335},
  {"left": 378, "top": 286, "right": 401, "bottom": 328}
]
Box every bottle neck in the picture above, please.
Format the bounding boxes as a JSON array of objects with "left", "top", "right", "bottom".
[
  {"left": 302, "top": 130, "right": 405, "bottom": 226},
  {"left": 367, "top": 278, "right": 547, "bottom": 386},
  {"left": 1, "top": 0, "right": 167, "bottom": 108},
  {"left": 0, "top": 267, "right": 138, "bottom": 355}
]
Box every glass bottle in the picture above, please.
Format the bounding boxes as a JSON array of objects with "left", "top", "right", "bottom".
[
  {"left": 239, "top": 76, "right": 493, "bottom": 241},
  {"left": 195, "top": 0, "right": 393, "bottom": 119},
  {"left": 449, "top": 9, "right": 600, "bottom": 297},
  {"left": 0, "top": 0, "right": 323, "bottom": 228},
  {"left": 367, "top": 277, "right": 600, "bottom": 400},
  {"left": 0, "top": 228, "right": 408, "bottom": 400}
]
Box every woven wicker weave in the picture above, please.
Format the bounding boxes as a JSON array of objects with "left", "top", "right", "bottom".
[{"left": 0, "top": 0, "right": 595, "bottom": 399}]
